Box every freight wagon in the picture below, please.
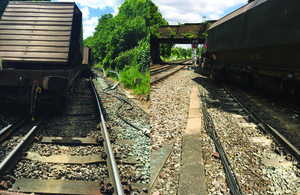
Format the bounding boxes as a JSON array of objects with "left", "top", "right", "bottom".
[
  {"left": 0, "top": 1, "right": 84, "bottom": 103},
  {"left": 202, "top": 0, "right": 300, "bottom": 94}
]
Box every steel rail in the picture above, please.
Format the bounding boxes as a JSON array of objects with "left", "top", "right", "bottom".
[
  {"left": 150, "top": 59, "right": 191, "bottom": 75},
  {"left": 164, "top": 58, "right": 191, "bottom": 65},
  {"left": 222, "top": 83, "right": 300, "bottom": 162},
  {"left": 150, "top": 65, "right": 186, "bottom": 85},
  {"left": 90, "top": 79, "right": 124, "bottom": 195},
  {"left": 150, "top": 65, "right": 175, "bottom": 75},
  {"left": 0, "top": 112, "right": 49, "bottom": 179},
  {"left": 200, "top": 87, "right": 243, "bottom": 195},
  {"left": 0, "top": 113, "right": 30, "bottom": 143},
  {"left": 273, "top": 96, "right": 300, "bottom": 114}
]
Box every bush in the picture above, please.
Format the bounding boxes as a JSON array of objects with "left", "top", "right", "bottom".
[
  {"left": 120, "top": 65, "right": 149, "bottom": 95},
  {"left": 114, "top": 49, "right": 137, "bottom": 70},
  {"left": 133, "top": 70, "right": 150, "bottom": 95}
]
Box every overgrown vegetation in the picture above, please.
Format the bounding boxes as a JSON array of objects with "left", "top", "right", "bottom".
[
  {"left": 120, "top": 66, "right": 150, "bottom": 95},
  {"left": 181, "top": 31, "right": 195, "bottom": 40},
  {"left": 167, "top": 27, "right": 176, "bottom": 38},
  {"left": 85, "top": 0, "right": 150, "bottom": 95},
  {"left": 202, "top": 16, "right": 212, "bottom": 39}
]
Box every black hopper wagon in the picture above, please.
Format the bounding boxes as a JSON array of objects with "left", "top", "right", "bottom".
[
  {"left": 202, "top": 0, "right": 300, "bottom": 95},
  {"left": 0, "top": 1, "right": 84, "bottom": 105}
]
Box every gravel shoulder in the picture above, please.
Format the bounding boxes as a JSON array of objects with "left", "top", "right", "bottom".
[
  {"left": 92, "top": 70, "right": 150, "bottom": 189},
  {"left": 151, "top": 66, "right": 300, "bottom": 195},
  {"left": 151, "top": 67, "right": 194, "bottom": 194}
]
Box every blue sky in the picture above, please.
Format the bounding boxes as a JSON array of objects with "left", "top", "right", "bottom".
[{"left": 52, "top": 0, "right": 248, "bottom": 45}]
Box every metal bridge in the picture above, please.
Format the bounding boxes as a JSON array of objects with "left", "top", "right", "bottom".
[
  {"left": 156, "top": 22, "right": 214, "bottom": 44},
  {"left": 151, "top": 21, "right": 216, "bottom": 64}
]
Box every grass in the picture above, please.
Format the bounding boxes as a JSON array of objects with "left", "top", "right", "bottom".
[
  {"left": 92, "top": 64, "right": 149, "bottom": 96},
  {"left": 120, "top": 66, "right": 150, "bottom": 95}
]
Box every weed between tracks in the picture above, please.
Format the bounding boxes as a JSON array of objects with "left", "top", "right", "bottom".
[{"left": 94, "top": 64, "right": 150, "bottom": 96}]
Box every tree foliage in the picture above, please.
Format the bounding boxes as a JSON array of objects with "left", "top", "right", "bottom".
[
  {"left": 171, "top": 47, "right": 192, "bottom": 58},
  {"left": 150, "top": 0, "right": 168, "bottom": 38},
  {"left": 162, "top": 47, "right": 193, "bottom": 61},
  {"left": 85, "top": 0, "right": 150, "bottom": 70}
]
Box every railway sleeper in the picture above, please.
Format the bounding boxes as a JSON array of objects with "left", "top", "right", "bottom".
[
  {"left": 20, "top": 152, "right": 141, "bottom": 165},
  {"left": 221, "top": 97, "right": 235, "bottom": 101},
  {"left": 223, "top": 102, "right": 240, "bottom": 107},
  {"left": 232, "top": 113, "right": 248, "bottom": 119},
  {"left": 248, "top": 136, "right": 273, "bottom": 147},
  {"left": 218, "top": 93, "right": 231, "bottom": 97},
  {"left": 226, "top": 108, "right": 244, "bottom": 112},
  {"left": 216, "top": 90, "right": 227, "bottom": 94},
  {"left": 239, "top": 123, "right": 258, "bottom": 129}
]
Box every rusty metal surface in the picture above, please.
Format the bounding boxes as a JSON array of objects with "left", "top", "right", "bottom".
[
  {"left": 90, "top": 81, "right": 124, "bottom": 194},
  {"left": 0, "top": 113, "right": 30, "bottom": 143},
  {"left": 159, "top": 23, "right": 206, "bottom": 39},
  {"left": 0, "top": 113, "right": 49, "bottom": 182},
  {"left": 207, "top": 0, "right": 300, "bottom": 53},
  {"left": 12, "top": 179, "right": 103, "bottom": 195},
  {"left": 209, "top": 42, "right": 300, "bottom": 71},
  {"left": 157, "top": 22, "right": 216, "bottom": 44},
  {"left": 0, "top": 1, "right": 82, "bottom": 64},
  {"left": 82, "top": 46, "right": 91, "bottom": 65},
  {"left": 210, "top": 0, "right": 267, "bottom": 29},
  {"left": 0, "top": 67, "right": 80, "bottom": 87}
]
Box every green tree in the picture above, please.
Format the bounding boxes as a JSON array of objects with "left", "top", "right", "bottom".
[
  {"left": 86, "top": 0, "right": 149, "bottom": 70},
  {"left": 83, "top": 36, "right": 93, "bottom": 47},
  {"left": 187, "top": 48, "right": 192, "bottom": 58},
  {"left": 92, "top": 13, "right": 114, "bottom": 64},
  {"left": 150, "top": 0, "right": 168, "bottom": 38},
  {"left": 150, "top": 1, "right": 173, "bottom": 60}
]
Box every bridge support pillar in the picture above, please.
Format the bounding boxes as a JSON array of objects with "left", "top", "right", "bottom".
[{"left": 150, "top": 39, "right": 162, "bottom": 64}]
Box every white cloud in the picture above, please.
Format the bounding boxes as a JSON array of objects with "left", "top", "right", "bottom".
[
  {"left": 153, "top": 0, "right": 247, "bottom": 24},
  {"left": 83, "top": 16, "right": 99, "bottom": 39},
  {"left": 208, "top": 14, "right": 220, "bottom": 20},
  {"left": 112, "top": 7, "right": 119, "bottom": 17},
  {"left": 56, "top": 0, "right": 123, "bottom": 10},
  {"left": 81, "top": 7, "right": 89, "bottom": 19}
]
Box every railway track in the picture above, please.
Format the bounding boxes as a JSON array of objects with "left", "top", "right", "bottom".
[
  {"left": 150, "top": 59, "right": 192, "bottom": 76},
  {"left": 0, "top": 73, "right": 150, "bottom": 194},
  {"left": 150, "top": 59, "right": 192, "bottom": 85},
  {"left": 164, "top": 58, "right": 193, "bottom": 65},
  {"left": 197, "top": 67, "right": 300, "bottom": 194},
  {"left": 150, "top": 65, "right": 174, "bottom": 75},
  {"left": 224, "top": 83, "right": 300, "bottom": 161}
]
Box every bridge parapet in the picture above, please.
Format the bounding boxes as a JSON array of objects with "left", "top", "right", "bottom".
[{"left": 157, "top": 21, "right": 216, "bottom": 44}]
